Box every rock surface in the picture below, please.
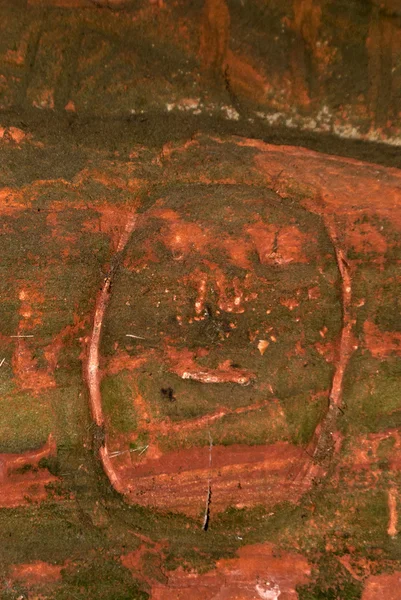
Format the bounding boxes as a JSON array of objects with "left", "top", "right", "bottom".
[
  {"left": 1, "top": 3, "right": 401, "bottom": 599},
  {"left": 1, "top": 1, "right": 401, "bottom": 145}
]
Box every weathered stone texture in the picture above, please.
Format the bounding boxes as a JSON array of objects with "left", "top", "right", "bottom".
[{"left": 1, "top": 1, "right": 401, "bottom": 143}]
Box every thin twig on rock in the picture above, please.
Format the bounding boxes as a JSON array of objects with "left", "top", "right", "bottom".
[{"left": 10, "top": 335, "right": 34, "bottom": 338}]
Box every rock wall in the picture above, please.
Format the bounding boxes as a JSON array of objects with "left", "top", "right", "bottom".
[{"left": 1, "top": 0, "right": 401, "bottom": 144}]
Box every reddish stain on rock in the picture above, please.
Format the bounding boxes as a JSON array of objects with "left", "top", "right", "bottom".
[
  {"left": 346, "top": 221, "right": 388, "bottom": 256},
  {"left": 0, "top": 126, "right": 29, "bottom": 144},
  {"left": 121, "top": 540, "right": 167, "bottom": 585},
  {"left": 225, "top": 49, "right": 268, "bottom": 104},
  {"left": 44, "top": 316, "right": 86, "bottom": 373},
  {"left": 106, "top": 350, "right": 151, "bottom": 376},
  {"left": 10, "top": 561, "right": 62, "bottom": 585},
  {"left": 338, "top": 429, "right": 401, "bottom": 492},
  {"left": 248, "top": 141, "right": 401, "bottom": 226},
  {"left": 152, "top": 543, "right": 311, "bottom": 599},
  {"left": 364, "top": 321, "right": 401, "bottom": 358},
  {"left": 0, "top": 435, "right": 58, "bottom": 507},
  {"left": 11, "top": 284, "right": 57, "bottom": 392},
  {"left": 150, "top": 207, "right": 253, "bottom": 269},
  {"left": 12, "top": 339, "right": 56, "bottom": 393},
  {"left": 83, "top": 204, "right": 140, "bottom": 251},
  {"left": 362, "top": 572, "right": 401, "bottom": 600},
  {"left": 199, "top": 0, "right": 268, "bottom": 102},
  {"left": 17, "top": 285, "right": 45, "bottom": 329},
  {"left": 161, "top": 219, "right": 209, "bottom": 259},
  {"left": 289, "top": 0, "right": 322, "bottom": 107},
  {"left": 119, "top": 443, "right": 309, "bottom": 517},
  {"left": 246, "top": 222, "right": 308, "bottom": 265},
  {"left": 199, "top": 0, "right": 230, "bottom": 75},
  {"left": 0, "top": 188, "right": 27, "bottom": 216}
]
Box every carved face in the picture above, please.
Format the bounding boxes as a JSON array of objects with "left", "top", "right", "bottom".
[{"left": 102, "top": 182, "right": 341, "bottom": 448}]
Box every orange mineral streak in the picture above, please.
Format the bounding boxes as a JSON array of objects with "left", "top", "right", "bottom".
[
  {"left": 152, "top": 543, "right": 311, "bottom": 599},
  {"left": 362, "top": 572, "right": 401, "bottom": 600},
  {"left": 314, "top": 338, "right": 338, "bottom": 364},
  {"left": 246, "top": 222, "right": 276, "bottom": 264},
  {"left": 0, "top": 435, "right": 58, "bottom": 508},
  {"left": 0, "top": 471, "right": 56, "bottom": 508},
  {"left": 10, "top": 561, "right": 62, "bottom": 585},
  {"left": 46, "top": 175, "right": 142, "bottom": 250},
  {"left": 0, "top": 434, "right": 56, "bottom": 475},
  {"left": 293, "top": 0, "right": 322, "bottom": 51},
  {"left": 121, "top": 442, "right": 310, "bottom": 516},
  {"left": 64, "top": 99, "right": 76, "bottom": 112},
  {"left": 165, "top": 345, "right": 254, "bottom": 385},
  {"left": 121, "top": 549, "right": 143, "bottom": 574},
  {"left": 12, "top": 287, "right": 84, "bottom": 391},
  {"left": 133, "top": 392, "right": 152, "bottom": 426},
  {"left": 142, "top": 210, "right": 261, "bottom": 317},
  {"left": 363, "top": 320, "right": 401, "bottom": 358},
  {"left": 337, "top": 555, "right": 366, "bottom": 582},
  {"left": 4, "top": 33, "right": 28, "bottom": 67}
]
